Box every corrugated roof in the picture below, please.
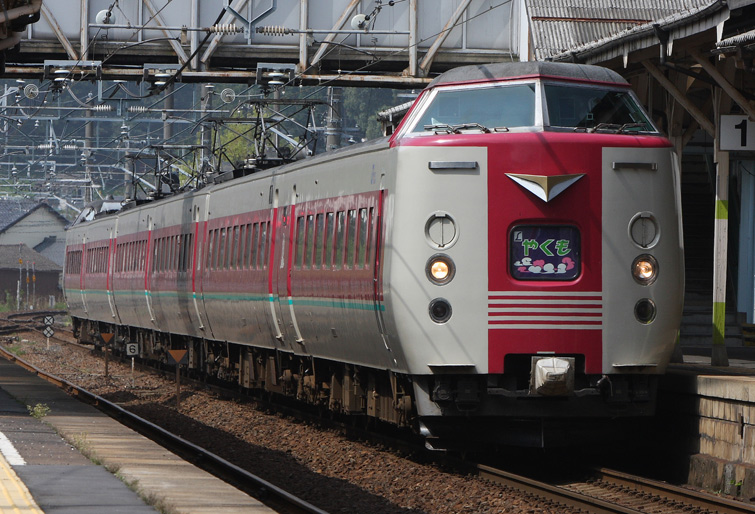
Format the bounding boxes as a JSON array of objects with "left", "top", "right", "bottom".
[
  {"left": 717, "top": 28, "right": 755, "bottom": 47},
  {"left": 0, "top": 244, "right": 61, "bottom": 272},
  {"left": 547, "top": 0, "right": 728, "bottom": 63},
  {"left": 526, "top": 0, "right": 713, "bottom": 61}
]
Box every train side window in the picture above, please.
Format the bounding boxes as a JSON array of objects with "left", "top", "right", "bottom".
[
  {"left": 177, "top": 236, "right": 183, "bottom": 272},
  {"left": 179, "top": 235, "right": 185, "bottom": 272},
  {"left": 177, "top": 235, "right": 185, "bottom": 272},
  {"left": 163, "top": 238, "right": 169, "bottom": 272},
  {"left": 164, "top": 237, "right": 171, "bottom": 272},
  {"left": 251, "top": 223, "right": 259, "bottom": 269},
  {"left": 232, "top": 225, "right": 240, "bottom": 269},
  {"left": 159, "top": 238, "right": 165, "bottom": 272},
  {"left": 207, "top": 230, "right": 215, "bottom": 270},
  {"left": 357, "top": 208, "right": 369, "bottom": 269},
  {"left": 347, "top": 209, "right": 357, "bottom": 269},
  {"left": 187, "top": 234, "right": 192, "bottom": 271},
  {"left": 314, "top": 213, "right": 324, "bottom": 270},
  {"left": 325, "top": 212, "right": 334, "bottom": 269},
  {"left": 177, "top": 236, "right": 182, "bottom": 271},
  {"left": 295, "top": 215, "right": 305, "bottom": 269},
  {"left": 152, "top": 240, "right": 158, "bottom": 272},
  {"left": 169, "top": 236, "right": 177, "bottom": 272},
  {"left": 336, "top": 211, "right": 346, "bottom": 270},
  {"left": 260, "top": 221, "right": 269, "bottom": 269},
  {"left": 239, "top": 224, "right": 248, "bottom": 269},
  {"left": 218, "top": 228, "right": 227, "bottom": 270},
  {"left": 305, "top": 214, "right": 314, "bottom": 270}
]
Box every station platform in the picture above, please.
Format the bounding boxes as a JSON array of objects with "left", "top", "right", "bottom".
[
  {"left": 0, "top": 357, "right": 274, "bottom": 514},
  {"left": 661, "top": 347, "right": 755, "bottom": 501}
]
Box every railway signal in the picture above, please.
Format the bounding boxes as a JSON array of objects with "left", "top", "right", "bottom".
[{"left": 168, "top": 350, "right": 188, "bottom": 410}]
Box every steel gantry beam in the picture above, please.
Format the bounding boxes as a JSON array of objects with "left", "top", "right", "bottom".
[{"left": 7, "top": 0, "right": 522, "bottom": 86}]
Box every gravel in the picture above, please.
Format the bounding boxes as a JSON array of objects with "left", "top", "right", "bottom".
[{"left": 3, "top": 333, "right": 576, "bottom": 514}]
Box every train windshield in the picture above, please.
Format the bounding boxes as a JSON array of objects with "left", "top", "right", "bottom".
[
  {"left": 544, "top": 84, "right": 656, "bottom": 133},
  {"left": 408, "top": 83, "right": 537, "bottom": 133}
]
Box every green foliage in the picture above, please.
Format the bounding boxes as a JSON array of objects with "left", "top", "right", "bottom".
[
  {"left": 342, "top": 87, "right": 404, "bottom": 140},
  {"left": 28, "top": 403, "right": 50, "bottom": 419}
]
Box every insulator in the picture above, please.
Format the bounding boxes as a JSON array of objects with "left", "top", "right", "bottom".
[
  {"left": 63, "top": 144, "right": 77, "bottom": 150},
  {"left": 37, "top": 143, "right": 53, "bottom": 150},
  {"left": 92, "top": 104, "right": 112, "bottom": 112},
  {"left": 210, "top": 23, "right": 240, "bottom": 35},
  {"left": 128, "top": 106, "right": 148, "bottom": 113},
  {"left": 256, "top": 25, "right": 292, "bottom": 36}
]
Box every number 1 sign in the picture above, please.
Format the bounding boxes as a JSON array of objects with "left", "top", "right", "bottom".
[{"left": 721, "top": 115, "right": 755, "bottom": 151}]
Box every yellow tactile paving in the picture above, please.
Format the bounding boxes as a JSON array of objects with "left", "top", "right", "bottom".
[{"left": 0, "top": 453, "right": 43, "bottom": 514}]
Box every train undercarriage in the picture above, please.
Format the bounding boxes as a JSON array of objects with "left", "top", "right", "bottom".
[
  {"left": 73, "top": 317, "right": 660, "bottom": 449},
  {"left": 73, "top": 317, "right": 415, "bottom": 428}
]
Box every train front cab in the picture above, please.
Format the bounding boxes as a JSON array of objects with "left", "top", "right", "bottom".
[{"left": 388, "top": 62, "right": 685, "bottom": 448}]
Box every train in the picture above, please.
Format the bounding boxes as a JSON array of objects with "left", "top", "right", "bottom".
[{"left": 64, "top": 61, "right": 685, "bottom": 448}]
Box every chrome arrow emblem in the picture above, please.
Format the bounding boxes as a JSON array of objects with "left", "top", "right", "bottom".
[{"left": 506, "top": 173, "right": 585, "bottom": 202}]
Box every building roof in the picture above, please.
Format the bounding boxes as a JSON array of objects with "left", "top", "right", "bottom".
[
  {"left": 0, "top": 198, "right": 69, "bottom": 234},
  {"left": 525, "top": 0, "right": 715, "bottom": 61},
  {"left": 0, "top": 244, "right": 61, "bottom": 272}
]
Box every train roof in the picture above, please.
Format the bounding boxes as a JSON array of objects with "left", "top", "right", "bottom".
[{"left": 427, "top": 61, "right": 628, "bottom": 88}]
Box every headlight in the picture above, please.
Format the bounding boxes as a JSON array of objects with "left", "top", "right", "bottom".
[
  {"left": 426, "top": 254, "right": 455, "bottom": 285},
  {"left": 634, "top": 298, "right": 656, "bottom": 324},
  {"left": 632, "top": 255, "right": 658, "bottom": 285},
  {"left": 429, "top": 298, "right": 452, "bottom": 323}
]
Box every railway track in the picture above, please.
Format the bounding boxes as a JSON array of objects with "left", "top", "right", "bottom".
[
  {"left": 0, "top": 343, "right": 327, "bottom": 514},
  {"left": 478, "top": 463, "right": 755, "bottom": 513},
  {"left": 3, "top": 316, "right": 754, "bottom": 513}
]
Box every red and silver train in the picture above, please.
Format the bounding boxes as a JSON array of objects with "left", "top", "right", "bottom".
[{"left": 64, "top": 62, "right": 684, "bottom": 447}]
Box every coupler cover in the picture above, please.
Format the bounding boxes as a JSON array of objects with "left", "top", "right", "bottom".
[{"left": 530, "top": 357, "right": 575, "bottom": 396}]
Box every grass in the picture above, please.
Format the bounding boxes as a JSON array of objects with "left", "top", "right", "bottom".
[
  {"left": 27, "top": 403, "right": 50, "bottom": 419},
  {"left": 65, "top": 432, "right": 177, "bottom": 514}
]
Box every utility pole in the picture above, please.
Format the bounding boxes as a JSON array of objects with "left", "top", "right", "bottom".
[{"left": 326, "top": 87, "right": 342, "bottom": 150}]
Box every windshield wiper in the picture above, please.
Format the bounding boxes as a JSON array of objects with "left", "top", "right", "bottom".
[
  {"left": 453, "top": 122, "right": 491, "bottom": 133},
  {"left": 424, "top": 123, "right": 460, "bottom": 134},
  {"left": 617, "top": 123, "right": 646, "bottom": 133},
  {"left": 588, "top": 123, "right": 622, "bottom": 133},
  {"left": 424, "top": 122, "right": 492, "bottom": 134}
]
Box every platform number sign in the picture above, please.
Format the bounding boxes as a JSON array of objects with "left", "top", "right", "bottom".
[
  {"left": 126, "top": 343, "right": 139, "bottom": 357},
  {"left": 720, "top": 115, "right": 755, "bottom": 151}
]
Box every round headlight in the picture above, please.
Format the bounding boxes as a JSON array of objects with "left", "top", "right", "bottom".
[
  {"left": 632, "top": 255, "right": 658, "bottom": 285},
  {"left": 635, "top": 298, "right": 656, "bottom": 324},
  {"left": 429, "top": 298, "right": 452, "bottom": 323},
  {"left": 426, "top": 254, "right": 455, "bottom": 285}
]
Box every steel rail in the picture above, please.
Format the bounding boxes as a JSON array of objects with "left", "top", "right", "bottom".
[
  {"left": 478, "top": 463, "right": 755, "bottom": 514},
  {"left": 477, "top": 464, "right": 641, "bottom": 514},
  {"left": 0, "top": 345, "right": 328, "bottom": 514},
  {"left": 594, "top": 467, "right": 755, "bottom": 514}
]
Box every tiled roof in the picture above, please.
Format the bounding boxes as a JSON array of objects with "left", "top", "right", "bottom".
[
  {"left": 0, "top": 198, "right": 69, "bottom": 234},
  {"left": 0, "top": 244, "right": 61, "bottom": 272}
]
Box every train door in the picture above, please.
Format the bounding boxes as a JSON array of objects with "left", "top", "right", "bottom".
[
  {"left": 372, "top": 188, "right": 387, "bottom": 335},
  {"left": 144, "top": 215, "right": 156, "bottom": 323},
  {"left": 80, "top": 234, "right": 88, "bottom": 315},
  {"left": 267, "top": 187, "right": 288, "bottom": 344},
  {"left": 106, "top": 221, "right": 121, "bottom": 323},
  {"left": 275, "top": 186, "right": 304, "bottom": 351},
  {"left": 191, "top": 203, "right": 208, "bottom": 333}
]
